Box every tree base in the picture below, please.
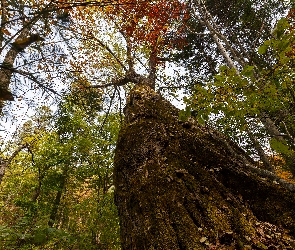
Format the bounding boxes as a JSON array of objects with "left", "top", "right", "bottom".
[{"left": 114, "top": 85, "right": 295, "bottom": 249}]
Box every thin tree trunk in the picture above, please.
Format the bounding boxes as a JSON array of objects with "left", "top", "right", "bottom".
[
  {"left": 0, "top": 144, "right": 27, "bottom": 185},
  {"left": 31, "top": 174, "right": 42, "bottom": 202},
  {"left": 260, "top": 113, "right": 295, "bottom": 176},
  {"left": 48, "top": 170, "right": 67, "bottom": 227},
  {"left": 260, "top": 113, "right": 285, "bottom": 142},
  {"left": 192, "top": 1, "right": 245, "bottom": 71},
  {"left": 246, "top": 128, "right": 274, "bottom": 172},
  {"left": 0, "top": 0, "right": 8, "bottom": 47}
]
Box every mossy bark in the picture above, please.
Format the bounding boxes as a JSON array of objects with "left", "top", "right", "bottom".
[{"left": 114, "top": 85, "right": 295, "bottom": 249}]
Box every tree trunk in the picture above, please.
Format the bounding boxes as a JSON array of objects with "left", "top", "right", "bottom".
[
  {"left": 48, "top": 170, "right": 67, "bottom": 227},
  {"left": 0, "top": 8, "right": 43, "bottom": 113},
  {"left": 114, "top": 85, "right": 295, "bottom": 249},
  {"left": 260, "top": 113, "right": 295, "bottom": 176},
  {"left": 246, "top": 128, "right": 274, "bottom": 172}
]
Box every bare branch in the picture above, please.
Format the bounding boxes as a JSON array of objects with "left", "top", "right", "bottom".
[
  {"left": 91, "top": 71, "right": 147, "bottom": 88},
  {"left": 126, "top": 37, "right": 135, "bottom": 72},
  {"left": 246, "top": 127, "right": 275, "bottom": 172},
  {"left": 0, "top": 64, "right": 59, "bottom": 96},
  {"left": 0, "top": 19, "right": 44, "bottom": 102},
  {"left": 191, "top": 10, "right": 237, "bottom": 71},
  {"left": 11, "top": 34, "right": 45, "bottom": 52},
  {"left": 98, "top": 87, "right": 117, "bottom": 134},
  {"left": 212, "top": 33, "right": 238, "bottom": 71},
  {"left": 93, "top": 36, "right": 128, "bottom": 72},
  {"left": 201, "top": 4, "right": 245, "bottom": 66},
  {"left": 148, "top": 49, "right": 157, "bottom": 89}
]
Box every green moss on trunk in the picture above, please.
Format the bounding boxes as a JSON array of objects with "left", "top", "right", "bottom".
[{"left": 114, "top": 85, "right": 295, "bottom": 249}]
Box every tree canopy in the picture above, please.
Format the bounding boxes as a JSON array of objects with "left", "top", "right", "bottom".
[{"left": 0, "top": 0, "right": 295, "bottom": 249}]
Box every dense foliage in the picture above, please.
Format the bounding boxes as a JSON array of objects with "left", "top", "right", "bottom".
[
  {"left": 0, "top": 0, "right": 294, "bottom": 248},
  {"left": 0, "top": 92, "right": 121, "bottom": 249},
  {"left": 184, "top": 8, "right": 295, "bottom": 175}
]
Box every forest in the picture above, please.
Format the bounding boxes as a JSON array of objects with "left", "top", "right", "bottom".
[{"left": 0, "top": 0, "right": 295, "bottom": 249}]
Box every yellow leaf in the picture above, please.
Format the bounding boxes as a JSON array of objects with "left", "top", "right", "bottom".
[{"left": 200, "top": 237, "right": 207, "bottom": 243}]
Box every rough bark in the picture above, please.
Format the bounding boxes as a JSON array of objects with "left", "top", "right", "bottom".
[
  {"left": 114, "top": 85, "right": 295, "bottom": 249},
  {"left": 0, "top": 3, "right": 43, "bottom": 113}
]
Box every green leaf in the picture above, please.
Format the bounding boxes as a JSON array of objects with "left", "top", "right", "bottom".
[
  {"left": 179, "top": 107, "right": 191, "bottom": 122},
  {"left": 258, "top": 44, "right": 268, "bottom": 54},
  {"left": 255, "top": 241, "right": 268, "bottom": 250},
  {"left": 269, "top": 138, "right": 293, "bottom": 156},
  {"left": 219, "top": 65, "right": 229, "bottom": 72},
  {"left": 241, "top": 65, "right": 254, "bottom": 77},
  {"left": 214, "top": 74, "right": 225, "bottom": 82},
  {"left": 33, "top": 230, "right": 47, "bottom": 244},
  {"left": 273, "top": 18, "right": 290, "bottom": 38}
]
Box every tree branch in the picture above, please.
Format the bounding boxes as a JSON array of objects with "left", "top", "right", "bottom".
[
  {"left": 209, "top": 126, "right": 295, "bottom": 192},
  {"left": 199, "top": 2, "right": 246, "bottom": 66},
  {"left": 0, "top": 65, "right": 59, "bottom": 97},
  {"left": 282, "top": 121, "right": 295, "bottom": 144},
  {"left": 0, "top": 27, "right": 44, "bottom": 101},
  {"left": 91, "top": 70, "right": 148, "bottom": 88},
  {"left": 126, "top": 37, "right": 135, "bottom": 72},
  {"left": 246, "top": 127, "right": 275, "bottom": 172},
  {"left": 93, "top": 36, "right": 128, "bottom": 72},
  {"left": 0, "top": 143, "right": 28, "bottom": 185}
]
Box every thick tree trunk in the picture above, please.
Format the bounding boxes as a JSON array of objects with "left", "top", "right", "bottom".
[{"left": 114, "top": 85, "right": 295, "bottom": 249}]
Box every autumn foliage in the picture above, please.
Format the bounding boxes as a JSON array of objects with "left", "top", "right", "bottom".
[
  {"left": 103, "top": 0, "right": 188, "bottom": 55},
  {"left": 286, "top": 8, "right": 295, "bottom": 59}
]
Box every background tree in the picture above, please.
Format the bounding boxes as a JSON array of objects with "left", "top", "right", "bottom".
[
  {"left": 0, "top": 88, "right": 121, "bottom": 249},
  {"left": 185, "top": 6, "right": 295, "bottom": 176},
  {"left": 0, "top": 0, "right": 121, "bottom": 115},
  {"left": 0, "top": 1, "right": 190, "bottom": 248},
  {"left": 174, "top": 0, "right": 289, "bottom": 80},
  {"left": 1, "top": 0, "right": 295, "bottom": 249}
]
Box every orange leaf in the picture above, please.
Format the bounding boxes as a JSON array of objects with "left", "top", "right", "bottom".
[{"left": 2, "top": 28, "right": 11, "bottom": 36}]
